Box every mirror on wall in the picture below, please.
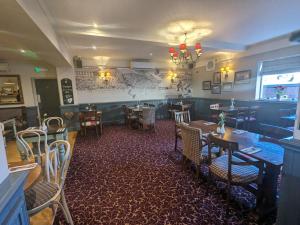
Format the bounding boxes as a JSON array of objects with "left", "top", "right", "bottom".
[{"left": 0, "top": 75, "right": 23, "bottom": 105}]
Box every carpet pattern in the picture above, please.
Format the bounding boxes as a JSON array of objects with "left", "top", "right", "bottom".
[{"left": 55, "top": 120, "right": 262, "bottom": 225}]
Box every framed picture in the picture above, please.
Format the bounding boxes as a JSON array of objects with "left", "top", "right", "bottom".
[
  {"left": 202, "top": 81, "right": 211, "bottom": 90},
  {"left": 222, "top": 82, "right": 233, "bottom": 92},
  {"left": 211, "top": 85, "right": 221, "bottom": 94},
  {"left": 213, "top": 72, "right": 221, "bottom": 84},
  {"left": 234, "top": 70, "right": 251, "bottom": 84}
]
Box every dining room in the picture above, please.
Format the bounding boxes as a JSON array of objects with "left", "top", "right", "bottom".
[{"left": 0, "top": 0, "right": 300, "bottom": 225}]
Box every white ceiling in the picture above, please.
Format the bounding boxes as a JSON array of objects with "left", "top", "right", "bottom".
[
  {"left": 1, "top": 0, "right": 300, "bottom": 66},
  {"left": 42, "top": 0, "right": 300, "bottom": 63},
  {"left": 0, "top": 0, "right": 70, "bottom": 66}
]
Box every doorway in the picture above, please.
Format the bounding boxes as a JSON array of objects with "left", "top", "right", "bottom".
[{"left": 35, "top": 79, "right": 60, "bottom": 117}]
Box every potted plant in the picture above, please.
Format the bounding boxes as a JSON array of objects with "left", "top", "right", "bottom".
[
  {"left": 217, "top": 112, "right": 226, "bottom": 134},
  {"left": 274, "top": 86, "right": 286, "bottom": 100}
]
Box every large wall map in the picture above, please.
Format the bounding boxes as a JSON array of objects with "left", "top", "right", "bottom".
[{"left": 75, "top": 67, "right": 192, "bottom": 99}]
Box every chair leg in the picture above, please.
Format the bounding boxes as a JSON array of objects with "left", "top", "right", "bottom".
[
  {"left": 226, "top": 182, "right": 231, "bottom": 217},
  {"left": 61, "top": 191, "right": 74, "bottom": 225},
  {"left": 53, "top": 200, "right": 73, "bottom": 225}
]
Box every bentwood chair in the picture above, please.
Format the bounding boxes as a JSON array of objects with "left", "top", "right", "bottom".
[
  {"left": 180, "top": 123, "right": 221, "bottom": 177},
  {"left": 139, "top": 107, "right": 156, "bottom": 131},
  {"left": 207, "top": 134, "right": 264, "bottom": 215},
  {"left": 25, "top": 140, "right": 73, "bottom": 225},
  {"left": 174, "top": 111, "right": 191, "bottom": 151},
  {"left": 44, "top": 117, "right": 64, "bottom": 127},
  {"left": 16, "top": 129, "right": 48, "bottom": 163}
]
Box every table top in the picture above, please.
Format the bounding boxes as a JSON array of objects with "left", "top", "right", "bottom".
[
  {"left": 211, "top": 106, "right": 249, "bottom": 112},
  {"left": 8, "top": 161, "right": 42, "bottom": 190},
  {"left": 189, "top": 120, "right": 284, "bottom": 166},
  {"left": 25, "top": 125, "right": 67, "bottom": 137}
]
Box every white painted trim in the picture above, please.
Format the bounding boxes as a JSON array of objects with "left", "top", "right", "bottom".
[{"left": 293, "top": 89, "right": 300, "bottom": 140}]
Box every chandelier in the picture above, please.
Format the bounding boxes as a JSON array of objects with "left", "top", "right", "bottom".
[{"left": 168, "top": 33, "right": 202, "bottom": 65}]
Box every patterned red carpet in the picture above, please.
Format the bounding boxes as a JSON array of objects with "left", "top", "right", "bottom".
[{"left": 55, "top": 120, "right": 261, "bottom": 225}]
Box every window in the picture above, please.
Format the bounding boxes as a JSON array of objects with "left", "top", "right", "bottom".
[
  {"left": 258, "top": 55, "right": 300, "bottom": 101},
  {"left": 260, "top": 72, "right": 300, "bottom": 101}
]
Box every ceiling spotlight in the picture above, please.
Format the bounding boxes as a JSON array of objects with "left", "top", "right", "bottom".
[
  {"left": 93, "top": 23, "right": 98, "bottom": 28},
  {"left": 20, "top": 49, "right": 25, "bottom": 53},
  {"left": 92, "top": 45, "right": 97, "bottom": 50},
  {"left": 149, "top": 53, "right": 153, "bottom": 56}
]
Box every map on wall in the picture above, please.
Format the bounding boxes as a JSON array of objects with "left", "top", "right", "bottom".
[{"left": 75, "top": 67, "right": 192, "bottom": 99}]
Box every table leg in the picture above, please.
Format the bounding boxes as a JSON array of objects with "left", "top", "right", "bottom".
[
  {"left": 12, "top": 119, "right": 17, "bottom": 138},
  {"left": 259, "top": 164, "right": 281, "bottom": 216}
]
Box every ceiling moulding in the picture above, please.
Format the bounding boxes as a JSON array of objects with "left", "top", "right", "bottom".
[
  {"left": 16, "top": 0, "right": 72, "bottom": 66},
  {"left": 240, "top": 34, "right": 295, "bottom": 58}
]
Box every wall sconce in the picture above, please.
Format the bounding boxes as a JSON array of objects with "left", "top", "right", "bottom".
[
  {"left": 220, "top": 66, "right": 231, "bottom": 79},
  {"left": 98, "top": 70, "right": 111, "bottom": 84},
  {"left": 168, "top": 71, "right": 177, "bottom": 83}
]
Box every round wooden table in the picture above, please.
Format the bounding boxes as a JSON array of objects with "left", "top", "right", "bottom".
[{"left": 8, "top": 161, "right": 42, "bottom": 190}]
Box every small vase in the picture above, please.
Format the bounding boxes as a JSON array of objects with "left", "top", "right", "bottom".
[
  {"left": 217, "top": 124, "right": 225, "bottom": 134},
  {"left": 41, "top": 122, "right": 47, "bottom": 132}
]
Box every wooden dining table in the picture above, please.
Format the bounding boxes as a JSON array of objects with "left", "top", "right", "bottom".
[
  {"left": 189, "top": 120, "right": 284, "bottom": 215},
  {"left": 8, "top": 162, "right": 42, "bottom": 191}
]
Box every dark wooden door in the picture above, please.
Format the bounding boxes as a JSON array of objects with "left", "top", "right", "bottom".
[{"left": 35, "top": 79, "right": 60, "bottom": 117}]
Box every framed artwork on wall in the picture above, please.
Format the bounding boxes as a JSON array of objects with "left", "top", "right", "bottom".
[
  {"left": 211, "top": 85, "right": 221, "bottom": 94},
  {"left": 234, "top": 70, "right": 251, "bottom": 84},
  {"left": 202, "top": 81, "right": 211, "bottom": 90},
  {"left": 213, "top": 72, "right": 221, "bottom": 84},
  {"left": 222, "top": 82, "right": 233, "bottom": 92}
]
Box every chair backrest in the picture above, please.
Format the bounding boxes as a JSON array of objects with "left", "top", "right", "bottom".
[
  {"left": 207, "top": 134, "right": 240, "bottom": 180},
  {"left": 16, "top": 129, "right": 48, "bottom": 161},
  {"left": 210, "top": 104, "right": 220, "bottom": 110},
  {"left": 47, "top": 140, "right": 71, "bottom": 188},
  {"left": 44, "top": 117, "right": 64, "bottom": 127},
  {"left": 174, "top": 111, "right": 190, "bottom": 124},
  {"left": 142, "top": 107, "right": 155, "bottom": 124},
  {"left": 259, "top": 123, "right": 293, "bottom": 140},
  {"left": 180, "top": 123, "right": 203, "bottom": 165}
]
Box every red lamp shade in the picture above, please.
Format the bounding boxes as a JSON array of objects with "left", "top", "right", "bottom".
[
  {"left": 173, "top": 51, "right": 179, "bottom": 58},
  {"left": 169, "top": 47, "right": 175, "bottom": 54},
  {"left": 179, "top": 43, "right": 187, "bottom": 51},
  {"left": 195, "top": 43, "right": 202, "bottom": 50}
]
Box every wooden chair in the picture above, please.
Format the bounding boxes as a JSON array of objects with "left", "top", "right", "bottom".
[
  {"left": 122, "top": 105, "right": 138, "bottom": 128},
  {"left": 174, "top": 111, "right": 191, "bottom": 151},
  {"left": 139, "top": 107, "right": 156, "bottom": 131},
  {"left": 79, "top": 110, "right": 102, "bottom": 136},
  {"left": 244, "top": 106, "right": 260, "bottom": 130},
  {"left": 225, "top": 107, "right": 248, "bottom": 129},
  {"left": 25, "top": 140, "right": 73, "bottom": 225},
  {"left": 168, "top": 103, "right": 179, "bottom": 120},
  {"left": 209, "top": 103, "right": 222, "bottom": 123},
  {"left": 180, "top": 123, "right": 221, "bottom": 177},
  {"left": 207, "top": 134, "right": 264, "bottom": 215}
]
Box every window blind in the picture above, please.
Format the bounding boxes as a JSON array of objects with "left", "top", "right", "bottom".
[{"left": 260, "top": 55, "right": 300, "bottom": 75}]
